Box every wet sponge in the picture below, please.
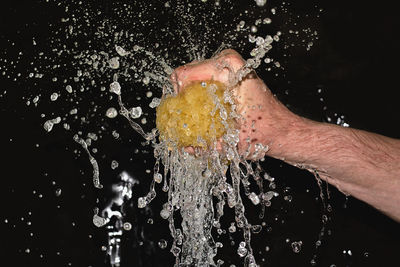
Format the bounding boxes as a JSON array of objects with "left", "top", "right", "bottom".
[{"left": 156, "top": 80, "right": 232, "bottom": 148}]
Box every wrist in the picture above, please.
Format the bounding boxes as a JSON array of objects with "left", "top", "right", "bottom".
[{"left": 263, "top": 111, "right": 322, "bottom": 163}]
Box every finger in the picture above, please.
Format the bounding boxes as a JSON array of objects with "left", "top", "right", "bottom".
[
  {"left": 170, "top": 63, "right": 210, "bottom": 93},
  {"left": 214, "top": 52, "right": 245, "bottom": 74},
  {"left": 216, "top": 137, "right": 224, "bottom": 152},
  {"left": 218, "top": 48, "right": 238, "bottom": 57},
  {"left": 184, "top": 146, "right": 195, "bottom": 154},
  {"left": 170, "top": 66, "right": 184, "bottom": 94},
  {"left": 178, "top": 61, "right": 216, "bottom": 89}
]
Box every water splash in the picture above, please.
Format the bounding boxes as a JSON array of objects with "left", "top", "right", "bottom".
[
  {"left": 0, "top": 0, "right": 327, "bottom": 266},
  {"left": 96, "top": 171, "right": 138, "bottom": 266},
  {"left": 73, "top": 134, "right": 103, "bottom": 189}
]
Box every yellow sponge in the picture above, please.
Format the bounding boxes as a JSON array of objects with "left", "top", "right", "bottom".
[{"left": 156, "top": 80, "right": 232, "bottom": 148}]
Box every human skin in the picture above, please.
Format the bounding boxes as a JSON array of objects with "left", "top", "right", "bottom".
[{"left": 171, "top": 49, "right": 400, "bottom": 222}]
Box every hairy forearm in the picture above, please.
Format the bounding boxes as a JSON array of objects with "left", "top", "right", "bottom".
[{"left": 265, "top": 114, "right": 400, "bottom": 221}]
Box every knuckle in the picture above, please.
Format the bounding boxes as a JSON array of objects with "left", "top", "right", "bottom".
[
  {"left": 170, "top": 65, "right": 185, "bottom": 80},
  {"left": 218, "top": 49, "right": 245, "bottom": 69}
]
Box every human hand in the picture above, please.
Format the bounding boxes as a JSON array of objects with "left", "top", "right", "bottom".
[
  {"left": 170, "top": 51, "right": 400, "bottom": 223},
  {"left": 171, "top": 49, "right": 299, "bottom": 159}
]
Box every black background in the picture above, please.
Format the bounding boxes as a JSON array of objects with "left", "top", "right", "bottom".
[{"left": 1, "top": 1, "right": 399, "bottom": 267}]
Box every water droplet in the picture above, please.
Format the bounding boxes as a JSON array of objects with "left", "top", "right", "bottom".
[
  {"left": 228, "top": 223, "right": 236, "bottom": 233},
  {"left": 142, "top": 76, "right": 150, "bottom": 85},
  {"left": 112, "top": 130, "right": 120, "bottom": 139},
  {"left": 50, "top": 93, "right": 59, "bottom": 101},
  {"left": 43, "top": 120, "right": 54, "bottom": 132},
  {"left": 171, "top": 246, "right": 181, "bottom": 256},
  {"left": 65, "top": 85, "right": 73, "bottom": 93},
  {"left": 106, "top": 107, "right": 118, "bottom": 118},
  {"left": 291, "top": 241, "right": 302, "bottom": 253},
  {"left": 123, "top": 222, "right": 132, "bottom": 231},
  {"left": 55, "top": 188, "right": 62, "bottom": 197},
  {"left": 249, "top": 192, "right": 260, "bottom": 205},
  {"left": 111, "top": 160, "right": 119, "bottom": 170},
  {"left": 160, "top": 208, "right": 170, "bottom": 219},
  {"left": 154, "top": 173, "right": 162, "bottom": 183},
  {"left": 158, "top": 239, "right": 168, "bottom": 249},
  {"left": 130, "top": 106, "right": 142, "bottom": 119},
  {"left": 263, "top": 17, "right": 272, "bottom": 24},
  {"left": 251, "top": 225, "right": 262, "bottom": 233},
  {"left": 149, "top": 97, "right": 161, "bottom": 108},
  {"left": 262, "top": 191, "right": 275, "bottom": 201},
  {"left": 32, "top": 95, "right": 39, "bottom": 104},
  {"left": 93, "top": 214, "right": 108, "bottom": 227},
  {"left": 108, "top": 57, "right": 120, "bottom": 69},
  {"left": 237, "top": 242, "right": 247, "bottom": 257},
  {"left": 138, "top": 197, "right": 147, "bottom": 208},
  {"left": 109, "top": 81, "right": 121, "bottom": 95},
  {"left": 255, "top": 0, "right": 267, "bottom": 7},
  {"left": 283, "top": 194, "right": 292, "bottom": 202},
  {"left": 115, "top": 45, "right": 130, "bottom": 57},
  {"left": 245, "top": 255, "right": 257, "bottom": 267}
]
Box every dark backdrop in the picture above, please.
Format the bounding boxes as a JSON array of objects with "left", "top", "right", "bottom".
[{"left": 1, "top": 1, "right": 399, "bottom": 267}]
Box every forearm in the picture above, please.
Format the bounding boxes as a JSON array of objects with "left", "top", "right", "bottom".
[{"left": 265, "top": 114, "right": 400, "bottom": 221}]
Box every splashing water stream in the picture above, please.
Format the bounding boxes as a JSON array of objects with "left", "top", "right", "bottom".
[{"left": 0, "top": 0, "right": 342, "bottom": 266}]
